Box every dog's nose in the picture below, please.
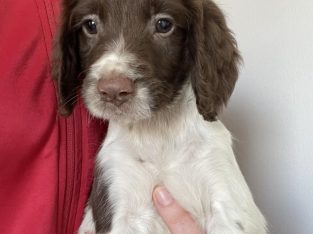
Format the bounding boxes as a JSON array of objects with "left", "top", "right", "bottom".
[{"left": 97, "top": 76, "right": 134, "bottom": 106}]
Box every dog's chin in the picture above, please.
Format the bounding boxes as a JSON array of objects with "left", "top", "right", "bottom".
[{"left": 84, "top": 99, "right": 152, "bottom": 124}]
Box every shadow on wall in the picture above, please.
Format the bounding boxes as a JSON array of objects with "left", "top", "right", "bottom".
[{"left": 220, "top": 95, "right": 309, "bottom": 234}]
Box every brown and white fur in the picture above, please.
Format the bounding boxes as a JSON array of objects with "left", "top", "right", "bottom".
[{"left": 52, "top": 0, "right": 267, "bottom": 233}]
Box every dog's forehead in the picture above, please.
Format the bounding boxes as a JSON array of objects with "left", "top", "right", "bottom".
[
  {"left": 77, "top": 0, "right": 188, "bottom": 19},
  {"left": 104, "top": 0, "right": 149, "bottom": 16},
  {"left": 102, "top": 0, "right": 186, "bottom": 11}
]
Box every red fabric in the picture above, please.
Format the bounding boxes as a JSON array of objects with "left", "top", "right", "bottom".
[{"left": 0, "top": 0, "right": 106, "bottom": 233}]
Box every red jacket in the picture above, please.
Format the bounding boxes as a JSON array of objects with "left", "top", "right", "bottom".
[{"left": 0, "top": 0, "right": 106, "bottom": 233}]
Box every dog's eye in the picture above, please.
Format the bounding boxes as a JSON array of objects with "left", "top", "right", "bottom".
[
  {"left": 83, "top": 19, "right": 98, "bottom": 34},
  {"left": 156, "top": 19, "right": 173, "bottom": 34}
]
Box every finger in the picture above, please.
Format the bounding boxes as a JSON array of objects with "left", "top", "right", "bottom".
[{"left": 153, "top": 186, "right": 204, "bottom": 234}]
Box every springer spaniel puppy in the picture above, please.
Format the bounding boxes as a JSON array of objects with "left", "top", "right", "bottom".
[{"left": 53, "top": 0, "right": 267, "bottom": 233}]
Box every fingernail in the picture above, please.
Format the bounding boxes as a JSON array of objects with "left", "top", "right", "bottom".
[{"left": 154, "top": 187, "right": 174, "bottom": 206}]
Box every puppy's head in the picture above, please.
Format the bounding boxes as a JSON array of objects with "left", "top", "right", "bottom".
[{"left": 52, "top": 0, "right": 240, "bottom": 122}]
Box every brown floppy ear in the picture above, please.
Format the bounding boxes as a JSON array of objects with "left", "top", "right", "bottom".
[
  {"left": 52, "top": 1, "right": 81, "bottom": 116},
  {"left": 189, "top": 0, "right": 241, "bottom": 121}
]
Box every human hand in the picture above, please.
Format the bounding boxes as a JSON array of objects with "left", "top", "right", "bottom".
[{"left": 153, "top": 186, "right": 204, "bottom": 234}]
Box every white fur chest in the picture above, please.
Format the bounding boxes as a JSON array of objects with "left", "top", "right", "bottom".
[
  {"left": 96, "top": 113, "right": 241, "bottom": 233},
  {"left": 80, "top": 108, "right": 267, "bottom": 233}
]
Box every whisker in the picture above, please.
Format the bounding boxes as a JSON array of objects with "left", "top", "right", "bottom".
[{"left": 61, "top": 93, "right": 80, "bottom": 107}]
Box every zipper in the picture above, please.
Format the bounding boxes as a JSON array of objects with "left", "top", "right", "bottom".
[
  {"left": 64, "top": 105, "right": 83, "bottom": 234},
  {"left": 58, "top": 99, "right": 84, "bottom": 234},
  {"left": 57, "top": 109, "right": 82, "bottom": 234}
]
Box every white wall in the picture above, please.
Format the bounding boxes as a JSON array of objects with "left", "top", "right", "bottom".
[{"left": 216, "top": 1, "right": 313, "bottom": 233}]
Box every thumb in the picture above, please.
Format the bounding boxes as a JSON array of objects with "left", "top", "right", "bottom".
[{"left": 152, "top": 186, "right": 204, "bottom": 234}]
